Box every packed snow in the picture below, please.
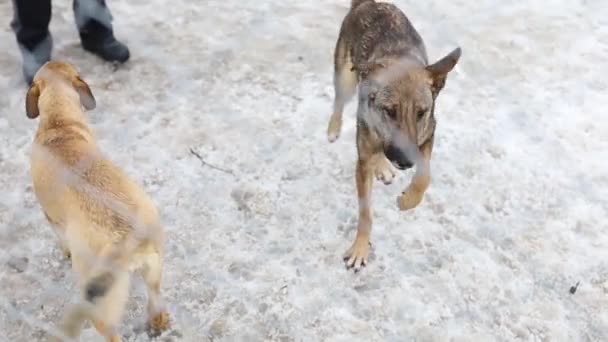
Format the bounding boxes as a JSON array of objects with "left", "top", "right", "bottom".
[{"left": 1, "top": 0, "right": 607, "bottom": 341}]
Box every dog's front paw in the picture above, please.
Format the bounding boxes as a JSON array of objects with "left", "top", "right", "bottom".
[
  {"left": 374, "top": 157, "right": 396, "bottom": 185},
  {"left": 57, "top": 243, "right": 71, "bottom": 260},
  {"left": 343, "top": 237, "right": 371, "bottom": 272},
  {"left": 327, "top": 114, "right": 342, "bottom": 143},
  {"left": 397, "top": 187, "right": 424, "bottom": 210},
  {"left": 147, "top": 310, "right": 170, "bottom": 337}
]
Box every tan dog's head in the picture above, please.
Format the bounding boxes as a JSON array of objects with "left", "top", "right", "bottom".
[
  {"left": 26, "top": 61, "right": 96, "bottom": 119},
  {"left": 354, "top": 47, "right": 461, "bottom": 169}
]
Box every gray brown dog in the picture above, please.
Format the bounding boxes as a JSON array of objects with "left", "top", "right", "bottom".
[
  {"left": 327, "top": 0, "right": 461, "bottom": 271},
  {"left": 26, "top": 61, "right": 170, "bottom": 341}
]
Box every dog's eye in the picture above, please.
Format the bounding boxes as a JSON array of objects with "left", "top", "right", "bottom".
[
  {"left": 384, "top": 107, "right": 397, "bottom": 119},
  {"left": 416, "top": 109, "right": 426, "bottom": 121}
]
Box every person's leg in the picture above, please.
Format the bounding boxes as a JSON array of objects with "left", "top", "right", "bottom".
[
  {"left": 73, "top": 0, "right": 130, "bottom": 63},
  {"left": 10, "top": 0, "right": 53, "bottom": 85}
]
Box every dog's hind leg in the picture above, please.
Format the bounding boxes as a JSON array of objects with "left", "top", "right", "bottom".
[
  {"left": 89, "top": 269, "right": 130, "bottom": 342},
  {"left": 328, "top": 36, "right": 357, "bottom": 143},
  {"left": 52, "top": 253, "right": 129, "bottom": 342},
  {"left": 141, "top": 251, "right": 170, "bottom": 336},
  {"left": 93, "top": 320, "right": 123, "bottom": 342},
  {"left": 398, "top": 137, "right": 433, "bottom": 210}
]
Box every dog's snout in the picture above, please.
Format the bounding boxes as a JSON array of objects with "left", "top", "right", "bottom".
[{"left": 384, "top": 144, "right": 413, "bottom": 170}]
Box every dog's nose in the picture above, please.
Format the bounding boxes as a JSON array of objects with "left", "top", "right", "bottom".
[{"left": 384, "top": 144, "right": 413, "bottom": 170}]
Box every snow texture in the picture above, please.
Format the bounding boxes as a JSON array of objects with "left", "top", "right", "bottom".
[{"left": 1, "top": 0, "right": 608, "bottom": 341}]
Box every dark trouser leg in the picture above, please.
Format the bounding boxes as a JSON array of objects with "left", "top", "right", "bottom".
[
  {"left": 73, "top": 0, "right": 130, "bottom": 63},
  {"left": 73, "top": 0, "right": 113, "bottom": 44},
  {"left": 10, "top": 0, "right": 53, "bottom": 85}
]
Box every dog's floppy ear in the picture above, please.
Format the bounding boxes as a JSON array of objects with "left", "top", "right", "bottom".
[
  {"left": 426, "top": 47, "right": 461, "bottom": 96},
  {"left": 351, "top": 60, "right": 386, "bottom": 79},
  {"left": 72, "top": 76, "right": 96, "bottom": 110},
  {"left": 26, "top": 81, "right": 41, "bottom": 119}
]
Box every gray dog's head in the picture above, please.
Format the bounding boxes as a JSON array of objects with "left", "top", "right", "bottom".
[{"left": 354, "top": 48, "right": 461, "bottom": 170}]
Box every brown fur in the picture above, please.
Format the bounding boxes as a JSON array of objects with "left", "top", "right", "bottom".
[
  {"left": 26, "top": 62, "right": 170, "bottom": 341},
  {"left": 327, "top": 1, "right": 462, "bottom": 271}
]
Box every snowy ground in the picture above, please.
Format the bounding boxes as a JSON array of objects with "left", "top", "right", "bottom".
[{"left": 1, "top": 0, "right": 607, "bottom": 341}]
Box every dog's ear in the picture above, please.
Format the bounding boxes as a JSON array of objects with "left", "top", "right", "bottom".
[
  {"left": 426, "top": 47, "right": 461, "bottom": 96},
  {"left": 72, "top": 76, "right": 96, "bottom": 110},
  {"left": 26, "top": 81, "right": 41, "bottom": 119},
  {"left": 351, "top": 60, "right": 386, "bottom": 79}
]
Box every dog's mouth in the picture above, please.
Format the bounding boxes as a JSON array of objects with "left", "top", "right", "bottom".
[{"left": 390, "top": 159, "right": 411, "bottom": 171}]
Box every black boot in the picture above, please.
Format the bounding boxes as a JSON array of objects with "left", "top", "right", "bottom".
[
  {"left": 74, "top": 0, "right": 130, "bottom": 63},
  {"left": 81, "top": 34, "right": 130, "bottom": 63},
  {"left": 11, "top": 0, "right": 53, "bottom": 85}
]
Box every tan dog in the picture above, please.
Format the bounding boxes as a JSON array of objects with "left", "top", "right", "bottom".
[
  {"left": 25, "top": 61, "right": 170, "bottom": 341},
  {"left": 327, "top": 0, "right": 461, "bottom": 271}
]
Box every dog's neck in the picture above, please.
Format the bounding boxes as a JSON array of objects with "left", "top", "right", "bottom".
[{"left": 37, "top": 83, "right": 89, "bottom": 131}]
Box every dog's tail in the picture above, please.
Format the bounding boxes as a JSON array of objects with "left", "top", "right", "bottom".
[
  {"left": 351, "top": 0, "right": 373, "bottom": 9},
  {"left": 50, "top": 230, "right": 160, "bottom": 340}
]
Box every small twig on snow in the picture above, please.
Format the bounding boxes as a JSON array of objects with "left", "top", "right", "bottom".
[{"left": 189, "top": 148, "right": 235, "bottom": 176}]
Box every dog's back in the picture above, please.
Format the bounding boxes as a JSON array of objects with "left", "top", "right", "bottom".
[
  {"left": 30, "top": 101, "right": 159, "bottom": 257},
  {"left": 341, "top": 0, "right": 428, "bottom": 68}
]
